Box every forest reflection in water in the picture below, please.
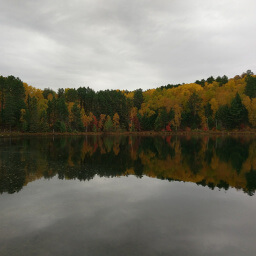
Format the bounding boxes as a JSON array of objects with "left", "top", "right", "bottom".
[{"left": 1, "top": 135, "right": 256, "bottom": 196}]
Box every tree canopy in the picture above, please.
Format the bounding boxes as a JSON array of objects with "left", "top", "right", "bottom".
[{"left": 0, "top": 71, "right": 255, "bottom": 132}]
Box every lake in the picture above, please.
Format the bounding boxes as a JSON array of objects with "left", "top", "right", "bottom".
[{"left": 0, "top": 135, "right": 256, "bottom": 256}]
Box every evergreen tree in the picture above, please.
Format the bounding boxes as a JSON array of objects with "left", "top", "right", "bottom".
[
  {"left": 154, "top": 113, "right": 162, "bottom": 131},
  {"left": 65, "top": 88, "right": 78, "bottom": 102},
  {"left": 139, "top": 112, "right": 157, "bottom": 131},
  {"left": 195, "top": 79, "right": 205, "bottom": 86},
  {"left": 47, "top": 97, "right": 57, "bottom": 129},
  {"left": 215, "top": 105, "right": 230, "bottom": 129},
  {"left": 53, "top": 97, "right": 69, "bottom": 132},
  {"left": 216, "top": 75, "right": 228, "bottom": 86},
  {"left": 77, "top": 87, "right": 87, "bottom": 110},
  {"left": 229, "top": 93, "right": 248, "bottom": 128},
  {"left": 245, "top": 75, "right": 256, "bottom": 98},
  {"left": 0, "top": 76, "right": 6, "bottom": 126},
  {"left": 182, "top": 92, "right": 202, "bottom": 129},
  {"left": 43, "top": 88, "right": 56, "bottom": 99},
  {"left": 71, "top": 103, "right": 83, "bottom": 131},
  {"left": 20, "top": 109, "right": 28, "bottom": 132},
  {"left": 56, "top": 97, "right": 69, "bottom": 124},
  {"left": 58, "top": 88, "right": 65, "bottom": 98},
  {"left": 39, "top": 110, "right": 49, "bottom": 132},
  {"left": 133, "top": 89, "right": 144, "bottom": 109},
  {"left": 2, "top": 76, "right": 26, "bottom": 130},
  {"left": 205, "top": 102, "right": 214, "bottom": 129},
  {"left": 154, "top": 108, "right": 168, "bottom": 131},
  {"left": 206, "top": 76, "right": 215, "bottom": 84},
  {"left": 3, "top": 93, "right": 16, "bottom": 130},
  {"left": 29, "top": 97, "right": 39, "bottom": 132}
]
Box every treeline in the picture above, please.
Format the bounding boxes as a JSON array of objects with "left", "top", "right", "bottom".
[{"left": 1, "top": 70, "right": 256, "bottom": 132}]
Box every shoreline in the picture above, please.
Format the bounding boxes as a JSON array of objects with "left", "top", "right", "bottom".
[{"left": 1, "top": 130, "right": 256, "bottom": 138}]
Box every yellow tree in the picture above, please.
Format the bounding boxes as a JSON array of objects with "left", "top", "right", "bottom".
[
  {"left": 98, "top": 114, "right": 106, "bottom": 131},
  {"left": 47, "top": 93, "right": 54, "bottom": 101},
  {"left": 139, "top": 103, "right": 155, "bottom": 118},
  {"left": 20, "top": 108, "right": 27, "bottom": 131},
  {"left": 129, "top": 107, "right": 138, "bottom": 131},
  {"left": 81, "top": 109, "right": 92, "bottom": 132},
  {"left": 38, "top": 98, "right": 48, "bottom": 116},
  {"left": 67, "top": 102, "right": 74, "bottom": 124},
  {"left": 23, "top": 83, "right": 44, "bottom": 104},
  {"left": 113, "top": 112, "right": 120, "bottom": 131},
  {"left": 171, "top": 104, "right": 182, "bottom": 131},
  {"left": 210, "top": 98, "right": 219, "bottom": 118}
]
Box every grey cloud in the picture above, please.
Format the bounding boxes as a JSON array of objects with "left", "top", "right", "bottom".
[{"left": 0, "top": 0, "right": 256, "bottom": 91}]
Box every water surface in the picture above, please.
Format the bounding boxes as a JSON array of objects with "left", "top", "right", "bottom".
[{"left": 0, "top": 135, "right": 256, "bottom": 255}]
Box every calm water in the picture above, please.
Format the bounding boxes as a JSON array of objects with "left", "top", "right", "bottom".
[{"left": 0, "top": 135, "right": 256, "bottom": 256}]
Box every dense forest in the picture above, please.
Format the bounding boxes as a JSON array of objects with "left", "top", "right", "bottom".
[{"left": 0, "top": 70, "right": 256, "bottom": 132}]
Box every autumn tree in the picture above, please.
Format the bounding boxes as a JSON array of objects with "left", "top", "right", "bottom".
[
  {"left": 81, "top": 109, "right": 92, "bottom": 132},
  {"left": 171, "top": 104, "right": 182, "bottom": 131},
  {"left": 113, "top": 112, "right": 120, "bottom": 131},
  {"left": 129, "top": 107, "right": 140, "bottom": 131},
  {"left": 154, "top": 108, "right": 173, "bottom": 131},
  {"left": 0, "top": 71, "right": 254, "bottom": 133},
  {"left": 91, "top": 114, "right": 98, "bottom": 132},
  {"left": 98, "top": 114, "right": 106, "bottom": 132},
  {"left": 242, "top": 70, "right": 254, "bottom": 78}
]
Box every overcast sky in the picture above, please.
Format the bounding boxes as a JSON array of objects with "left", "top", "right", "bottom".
[{"left": 0, "top": 0, "right": 255, "bottom": 91}]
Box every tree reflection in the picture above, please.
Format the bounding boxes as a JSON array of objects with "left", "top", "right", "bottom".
[
  {"left": 180, "top": 137, "right": 202, "bottom": 174},
  {"left": 245, "top": 169, "right": 256, "bottom": 196},
  {"left": 216, "top": 137, "right": 249, "bottom": 174},
  {"left": 0, "top": 135, "right": 256, "bottom": 196},
  {"left": 0, "top": 140, "right": 26, "bottom": 193}
]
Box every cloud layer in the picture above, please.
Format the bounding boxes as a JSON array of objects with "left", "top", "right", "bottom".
[{"left": 0, "top": 0, "right": 255, "bottom": 91}]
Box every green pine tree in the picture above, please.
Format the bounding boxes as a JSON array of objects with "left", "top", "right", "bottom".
[
  {"left": 245, "top": 75, "right": 256, "bottom": 98},
  {"left": 71, "top": 103, "right": 83, "bottom": 131},
  {"left": 229, "top": 93, "right": 248, "bottom": 128}
]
